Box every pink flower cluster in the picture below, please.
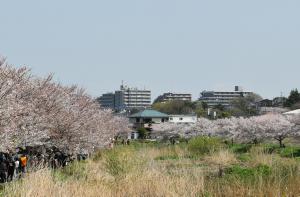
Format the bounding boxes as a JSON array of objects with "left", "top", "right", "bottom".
[
  {"left": 153, "top": 113, "right": 300, "bottom": 144},
  {"left": 0, "top": 58, "right": 130, "bottom": 154}
]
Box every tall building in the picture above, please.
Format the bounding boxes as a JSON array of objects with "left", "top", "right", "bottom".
[
  {"left": 198, "top": 86, "right": 253, "bottom": 108},
  {"left": 115, "top": 85, "right": 151, "bottom": 111},
  {"left": 98, "top": 84, "right": 151, "bottom": 111},
  {"left": 97, "top": 93, "right": 115, "bottom": 109},
  {"left": 154, "top": 92, "right": 192, "bottom": 103}
]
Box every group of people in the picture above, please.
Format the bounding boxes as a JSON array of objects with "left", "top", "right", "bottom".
[
  {"left": 0, "top": 145, "right": 79, "bottom": 184},
  {"left": 0, "top": 153, "right": 28, "bottom": 183},
  {"left": 108, "top": 138, "right": 131, "bottom": 149}
]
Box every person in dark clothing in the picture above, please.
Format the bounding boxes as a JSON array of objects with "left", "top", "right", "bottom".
[
  {"left": 7, "top": 154, "right": 15, "bottom": 181},
  {"left": 0, "top": 156, "right": 8, "bottom": 183}
]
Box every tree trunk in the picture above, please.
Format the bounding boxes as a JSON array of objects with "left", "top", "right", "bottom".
[
  {"left": 275, "top": 136, "right": 285, "bottom": 148},
  {"left": 279, "top": 139, "right": 283, "bottom": 148}
]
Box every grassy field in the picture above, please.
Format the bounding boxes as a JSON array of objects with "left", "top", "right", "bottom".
[{"left": 2, "top": 138, "right": 300, "bottom": 197}]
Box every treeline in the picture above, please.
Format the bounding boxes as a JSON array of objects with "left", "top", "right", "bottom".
[
  {"left": 0, "top": 58, "right": 129, "bottom": 154},
  {"left": 152, "top": 93, "right": 262, "bottom": 118},
  {"left": 152, "top": 113, "right": 300, "bottom": 147},
  {"left": 284, "top": 89, "right": 300, "bottom": 109},
  {"left": 152, "top": 89, "right": 300, "bottom": 119}
]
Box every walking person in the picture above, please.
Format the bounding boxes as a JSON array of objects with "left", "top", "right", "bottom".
[
  {"left": 14, "top": 157, "right": 20, "bottom": 179},
  {"left": 0, "top": 155, "right": 8, "bottom": 183},
  {"left": 20, "top": 154, "right": 28, "bottom": 174},
  {"left": 7, "top": 153, "right": 15, "bottom": 181}
]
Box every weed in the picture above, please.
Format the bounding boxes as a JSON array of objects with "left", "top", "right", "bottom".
[{"left": 188, "top": 136, "right": 223, "bottom": 155}]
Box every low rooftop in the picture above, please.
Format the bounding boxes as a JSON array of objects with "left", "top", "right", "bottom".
[{"left": 129, "top": 109, "right": 169, "bottom": 118}]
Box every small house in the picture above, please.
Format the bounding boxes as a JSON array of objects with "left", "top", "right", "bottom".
[
  {"left": 168, "top": 115, "right": 197, "bottom": 124},
  {"left": 129, "top": 109, "right": 169, "bottom": 128}
]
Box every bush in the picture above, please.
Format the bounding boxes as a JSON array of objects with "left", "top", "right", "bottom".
[
  {"left": 188, "top": 136, "right": 223, "bottom": 155},
  {"left": 280, "top": 147, "right": 300, "bottom": 158},
  {"left": 225, "top": 164, "right": 272, "bottom": 182},
  {"left": 137, "top": 128, "right": 149, "bottom": 139},
  {"left": 103, "top": 147, "right": 138, "bottom": 178},
  {"left": 263, "top": 144, "right": 279, "bottom": 154},
  {"left": 104, "top": 150, "right": 127, "bottom": 177},
  {"left": 58, "top": 161, "right": 88, "bottom": 181},
  {"left": 229, "top": 144, "right": 252, "bottom": 154}
]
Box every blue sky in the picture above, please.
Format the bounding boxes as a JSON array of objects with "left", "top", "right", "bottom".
[{"left": 1, "top": 0, "right": 299, "bottom": 100}]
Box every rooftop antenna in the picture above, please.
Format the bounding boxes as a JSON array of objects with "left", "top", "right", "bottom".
[{"left": 121, "top": 80, "right": 124, "bottom": 90}]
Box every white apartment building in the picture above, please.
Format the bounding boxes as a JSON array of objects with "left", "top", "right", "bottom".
[
  {"left": 98, "top": 84, "right": 151, "bottom": 111},
  {"left": 115, "top": 85, "right": 151, "bottom": 110},
  {"left": 199, "top": 86, "right": 253, "bottom": 108},
  {"left": 168, "top": 115, "right": 197, "bottom": 123},
  {"left": 154, "top": 92, "right": 192, "bottom": 103}
]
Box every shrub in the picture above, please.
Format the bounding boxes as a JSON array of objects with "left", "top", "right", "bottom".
[
  {"left": 263, "top": 144, "right": 279, "bottom": 154},
  {"left": 103, "top": 147, "right": 137, "bottom": 178},
  {"left": 225, "top": 164, "right": 272, "bottom": 183},
  {"left": 229, "top": 144, "right": 252, "bottom": 154},
  {"left": 137, "top": 128, "right": 149, "bottom": 139},
  {"left": 58, "top": 161, "right": 88, "bottom": 180},
  {"left": 104, "top": 150, "right": 126, "bottom": 177},
  {"left": 280, "top": 147, "right": 300, "bottom": 158},
  {"left": 188, "top": 136, "right": 223, "bottom": 155}
]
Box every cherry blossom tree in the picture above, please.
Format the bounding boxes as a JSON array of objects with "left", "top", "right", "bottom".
[
  {"left": 0, "top": 57, "right": 130, "bottom": 154},
  {"left": 153, "top": 113, "right": 298, "bottom": 147}
]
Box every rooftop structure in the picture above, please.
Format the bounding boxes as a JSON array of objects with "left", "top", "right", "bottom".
[
  {"left": 129, "top": 109, "right": 169, "bottom": 127},
  {"left": 129, "top": 109, "right": 169, "bottom": 119}
]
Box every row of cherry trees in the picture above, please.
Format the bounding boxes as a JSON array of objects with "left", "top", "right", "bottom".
[
  {"left": 0, "top": 58, "right": 129, "bottom": 154},
  {"left": 153, "top": 113, "right": 300, "bottom": 147}
]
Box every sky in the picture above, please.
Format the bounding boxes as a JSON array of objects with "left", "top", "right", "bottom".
[{"left": 0, "top": 0, "right": 299, "bottom": 101}]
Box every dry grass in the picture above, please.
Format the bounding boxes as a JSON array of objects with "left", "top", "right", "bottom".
[
  {"left": 2, "top": 143, "right": 300, "bottom": 197},
  {"left": 249, "top": 146, "right": 277, "bottom": 167},
  {"left": 206, "top": 149, "right": 237, "bottom": 166}
]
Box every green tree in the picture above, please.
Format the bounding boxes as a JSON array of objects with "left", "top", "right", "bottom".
[
  {"left": 137, "top": 127, "right": 149, "bottom": 139},
  {"left": 214, "top": 104, "right": 225, "bottom": 111},
  {"left": 285, "top": 89, "right": 300, "bottom": 108},
  {"left": 230, "top": 93, "right": 262, "bottom": 117},
  {"left": 152, "top": 100, "right": 195, "bottom": 115},
  {"left": 201, "top": 102, "right": 208, "bottom": 110}
]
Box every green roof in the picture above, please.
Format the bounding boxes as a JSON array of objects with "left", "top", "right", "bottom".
[{"left": 129, "top": 109, "right": 169, "bottom": 118}]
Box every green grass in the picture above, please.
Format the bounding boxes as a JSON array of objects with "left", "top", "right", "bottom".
[
  {"left": 280, "top": 146, "right": 300, "bottom": 158},
  {"left": 3, "top": 138, "right": 300, "bottom": 196},
  {"left": 155, "top": 155, "right": 180, "bottom": 160},
  {"left": 225, "top": 164, "right": 272, "bottom": 182},
  {"left": 229, "top": 143, "right": 253, "bottom": 154},
  {"left": 188, "top": 136, "right": 223, "bottom": 155}
]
